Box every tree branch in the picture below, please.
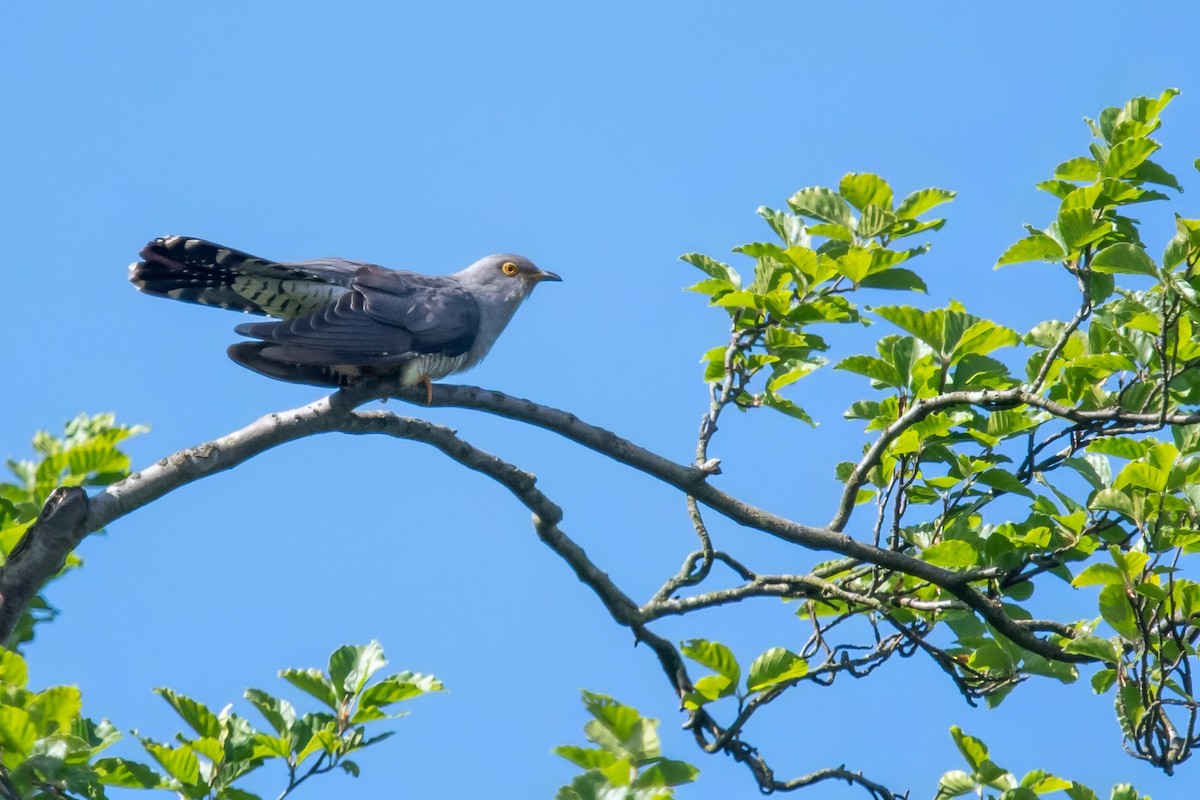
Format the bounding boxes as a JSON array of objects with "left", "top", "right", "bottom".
[
  {"left": 0, "top": 486, "right": 88, "bottom": 646},
  {"left": 8, "top": 382, "right": 1100, "bottom": 664}
]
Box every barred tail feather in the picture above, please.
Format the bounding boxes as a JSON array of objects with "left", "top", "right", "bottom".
[{"left": 130, "top": 235, "right": 348, "bottom": 319}]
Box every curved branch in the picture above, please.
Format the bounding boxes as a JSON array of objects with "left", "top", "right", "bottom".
[
  {"left": 7, "top": 380, "right": 1098, "bottom": 670},
  {"left": 827, "top": 386, "right": 1200, "bottom": 536},
  {"left": 416, "top": 383, "right": 1090, "bottom": 662}
]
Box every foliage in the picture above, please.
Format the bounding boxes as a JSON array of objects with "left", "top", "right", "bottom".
[
  {"left": 683, "top": 172, "right": 953, "bottom": 424},
  {"left": 0, "top": 647, "right": 162, "bottom": 799},
  {"left": 678, "top": 88, "right": 1200, "bottom": 783},
  {"left": 936, "top": 727, "right": 1146, "bottom": 800},
  {"left": 0, "top": 413, "right": 147, "bottom": 649},
  {"left": 0, "top": 642, "right": 440, "bottom": 800},
  {"left": 554, "top": 692, "right": 698, "bottom": 800}
]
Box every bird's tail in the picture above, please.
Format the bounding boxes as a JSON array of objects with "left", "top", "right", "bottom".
[{"left": 130, "top": 235, "right": 348, "bottom": 319}]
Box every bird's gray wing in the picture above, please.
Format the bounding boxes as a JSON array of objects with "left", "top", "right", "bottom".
[{"left": 233, "top": 266, "right": 480, "bottom": 365}]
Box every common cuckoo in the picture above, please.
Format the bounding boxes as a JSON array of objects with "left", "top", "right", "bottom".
[{"left": 130, "top": 236, "right": 561, "bottom": 399}]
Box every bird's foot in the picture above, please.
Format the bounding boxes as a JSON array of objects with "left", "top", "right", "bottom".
[{"left": 419, "top": 374, "right": 433, "bottom": 405}]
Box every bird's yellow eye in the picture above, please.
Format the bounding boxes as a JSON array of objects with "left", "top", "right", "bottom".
[{"left": 501, "top": 261, "right": 519, "bottom": 276}]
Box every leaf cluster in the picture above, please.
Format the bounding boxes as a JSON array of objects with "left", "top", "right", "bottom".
[
  {"left": 936, "top": 727, "right": 1146, "bottom": 800},
  {"left": 141, "top": 641, "right": 442, "bottom": 800},
  {"left": 0, "top": 647, "right": 163, "bottom": 799},
  {"left": 554, "top": 691, "right": 698, "bottom": 800},
  {"left": 0, "top": 414, "right": 146, "bottom": 648},
  {"left": 673, "top": 89, "right": 1200, "bottom": 786},
  {"left": 683, "top": 174, "right": 954, "bottom": 423},
  {"left": 0, "top": 642, "right": 439, "bottom": 800}
]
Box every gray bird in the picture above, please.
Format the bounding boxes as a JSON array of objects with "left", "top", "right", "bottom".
[{"left": 130, "top": 235, "right": 561, "bottom": 399}]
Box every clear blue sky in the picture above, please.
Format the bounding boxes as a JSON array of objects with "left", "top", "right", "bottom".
[{"left": 3, "top": 2, "right": 1200, "bottom": 798}]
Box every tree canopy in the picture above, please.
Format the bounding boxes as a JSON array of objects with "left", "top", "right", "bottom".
[{"left": 5, "top": 90, "right": 1200, "bottom": 800}]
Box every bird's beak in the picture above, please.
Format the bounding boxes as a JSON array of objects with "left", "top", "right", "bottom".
[{"left": 534, "top": 269, "right": 562, "bottom": 283}]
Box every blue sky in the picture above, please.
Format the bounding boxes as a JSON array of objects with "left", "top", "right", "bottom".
[{"left": 4, "top": 2, "right": 1200, "bottom": 798}]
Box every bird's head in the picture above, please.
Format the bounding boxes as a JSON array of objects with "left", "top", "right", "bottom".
[{"left": 460, "top": 253, "right": 561, "bottom": 303}]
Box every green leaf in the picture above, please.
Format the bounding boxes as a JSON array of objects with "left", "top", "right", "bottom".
[
  {"left": 834, "top": 246, "right": 872, "bottom": 283},
  {"left": 1098, "top": 584, "right": 1139, "bottom": 641},
  {"left": 1163, "top": 235, "right": 1189, "bottom": 270},
  {"left": 0, "top": 706, "right": 36, "bottom": 756},
  {"left": 760, "top": 393, "right": 815, "bottom": 425},
  {"left": 1001, "top": 789, "right": 1041, "bottom": 800},
  {"left": 788, "top": 186, "right": 853, "bottom": 228},
  {"left": 0, "top": 649, "right": 28, "bottom": 688},
  {"left": 250, "top": 733, "right": 292, "bottom": 760},
  {"left": 711, "top": 289, "right": 760, "bottom": 309},
  {"left": 680, "top": 253, "right": 740, "bottom": 286},
  {"left": 685, "top": 674, "right": 732, "bottom": 707},
  {"left": 995, "top": 234, "right": 1065, "bottom": 267},
  {"left": 1057, "top": 207, "right": 1107, "bottom": 250},
  {"left": 142, "top": 741, "right": 200, "bottom": 785},
  {"left": 746, "top": 648, "right": 809, "bottom": 691},
  {"left": 28, "top": 685, "right": 82, "bottom": 736},
  {"left": 952, "top": 320, "right": 1018, "bottom": 364},
  {"left": 1090, "top": 243, "right": 1158, "bottom": 276},
  {"left": 857, "top": 267, "right": 927, "bottom": 292},
  {"left": 94, "top": 757, "right": 165, "bottom": 788},
  {"left": 684, "top": 277, "right": 736, "bottom": 297},
  {"left": 359, "top": 673, "right": 443, "bottom": 708},
  {"left": 633, "top": 759, "right": 700, "bottom": 788},
  {"left": 949, "top": 726, "right": 989, "bottom": 771},
  {"left": 856, "top": 205, "right": 897, "bottom": 238},
  {"left": 895, "top": 187, "right": 956, "bottom": 219},
  {"left": 1038, "top": 179, "right": 1083, "bottom": 199},
  {"left": 1071, "top": 563, "right": 1124, "bottom": 587},
  {"left": 922, "top": 540, "right": 979, "bottom": 568},
  {"left": 596, "top": 754, "right": 635, "bottom": 786},
  {"left": 294, "top": 726, "right": 340, "bottom": 764},
  {"left": 836, "top": 354, "right": 900, "bottom": 388},
  {"left": 873, "top": 305, "right": 944, "bottom": 353},
  {"left": 222, "top": 788, "right": 264, "bottom": 800},
  {"left": 757, "top": 206, "right": 806, "bottom": 246},
  {"left": 1063, "top": 634, "right": 1120, "bottom": 664},
  {"left": 766, "top": 361, "right": 822, "bottom": 392},
  {"left": 1088, "top": 437, "right": 1149, "bottom": 459},
  {"left": 1103, "top": 137, "right": 1159, "bottom": 179},
  {"left": 937, "top": 770, "right": 976, "bottom": 798},
  {"left": 839, "top": 173, "right": 893, "bottom": 211},
  {"left": 1113, "top": 462, "right": 1166, "bottom": 493},
  {"left": 807, "top": 222, "right": 854, "bottom": 241},
  {"left": 154, "top": 688, "right": 221, "bottom": 739},
  {"left": 589, "top": 713, "right": 661, "bottom": 765},
  {"left": 329, "top": 642, "right": 387, "bottom": 696},
  {"left": 1128, "top": 159, "right": 1181, "bottom": 191},
  {"left": 279, "top": 668, "right": 339, "bottom": 710},
  {"left": 556, "top": 771, "right": 608, "bottom": 800},
  {"left": 580, "top": 692, "right": 641, "bottom": 748},
  {"left": 1054, "top": 157, "right": 1100, "bottom": 181},
  {"left": 1110, "top": 785, "right": 1140, "bottom": 800},
  {"left": 1068, "top": 783, "right": 1101, "bottom": 800},
  {"left": 1091, "top": 668, "right": 1117, "bottom": 694},
  {"left": 244, "top": 689, "right": 296, "bottom": 736},
  {"left": 553, "top": 745, "right": 618, "bottom": 771},
  {"left": 975, "top": 469, "right": 1034, "bottom": 499},
  {"left": 680, "top": 640, "right": 740, "bottom": 686}
]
